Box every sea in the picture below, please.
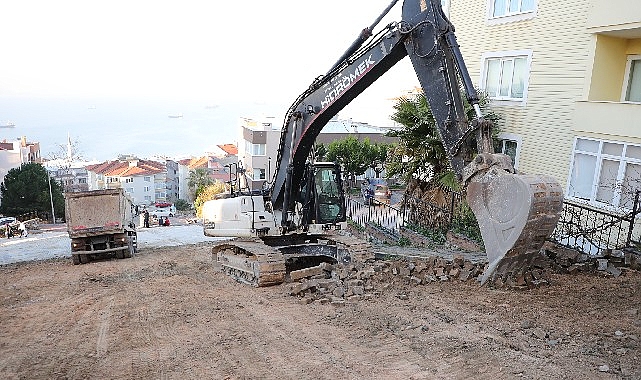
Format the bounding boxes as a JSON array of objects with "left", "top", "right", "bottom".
[{"left": 0, "top": 96, "right": 287, "bottom": 162}]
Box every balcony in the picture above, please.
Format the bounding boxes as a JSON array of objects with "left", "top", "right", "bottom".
[
  {"left": 587, "top": 0, "right": 641, "bottom": 38},
  {"left": 574, "top": 101, "right": 641, "bottom": 139}
]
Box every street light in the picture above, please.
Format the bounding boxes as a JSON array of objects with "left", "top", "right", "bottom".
[{"left": 46, "top": 168, "right": 56, "bottom": 224}]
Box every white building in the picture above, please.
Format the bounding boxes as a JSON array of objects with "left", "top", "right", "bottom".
[
  {"left": 237, "top": 117, "right": 281, "bottom": 191},
  {"left": 86, "top": 158, "right": 167, "bottom": 206},
  {"left": 0, "top": 137, "right": 41, "bottom": 185}
]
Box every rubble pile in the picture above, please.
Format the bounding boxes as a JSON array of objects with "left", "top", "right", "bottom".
[
  {"left": 544, "top": 242, "right": 641, "bottom": 278},
  {"left": 287, "top": 255, "right": 487, "bottom": 304}
]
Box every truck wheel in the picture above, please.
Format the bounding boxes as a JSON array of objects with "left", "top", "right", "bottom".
[
  {"left": 72, "top": 254, "right": 80, "bottom": 265},
  {"left": 124, "top": 239, "right": 134, "bottom": 258},
  {"left": 79, "top": 254, "right": 89, "bottom": 264},
  {"left": 116, "top": 249, "right": 125, "bottom": 259}
]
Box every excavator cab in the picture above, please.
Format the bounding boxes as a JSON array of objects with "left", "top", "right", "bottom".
[{"left": 299, "top": 163, "right": 346, "bottom": 227}]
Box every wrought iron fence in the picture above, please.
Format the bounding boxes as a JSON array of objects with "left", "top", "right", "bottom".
[
  {"left": 551, "top": 190, "right": 641, "bottom": 255},
  {"left": 402, "top": 192, "right": 464, "bottom": 231},
  {"left": 347, "top": 197, "right": 405, "bottom": 234},
  {"left": 348, "top": 187, "right": 641, "bottom": 256},
  {"left": 346, "top": 189, "right": 465, "bottom": 236}
]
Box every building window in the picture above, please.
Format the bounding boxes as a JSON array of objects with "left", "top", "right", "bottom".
[
  {"left": 245, "top": 142, "right": 266, "bottom": 156},
  {"left": 144, "top": 195, "right": 152, "bottom": 201},
  {"left": 144, "top": 176, "right": 151, "bottom": 182},
  {"left": 125, "top": 177, "right": 133, "bottom": 183},
  {"left": 623, "top": 55, "right": 641, "bottom": 103},
  {"left": 144, "top": 186, "right": 150, "bottom": 192},
  {"left": 482, "top": 51, "right": 531, "bottom": 102},
  {"left": 253, "top": 168, "right": 266, "bottom": 180},
  {"left": 494, "top": 134, "right": 521, "bottom": 169},
  {"left": 567, "top": 137, "right": 641, "bottom": 210},
  {"left": 490, "top": 0, "right": 535, "bottom": 18},
  {"left": 126, "top": 187, "right": 134, "bottom": 193},
  {"left": 78, "top": 178, "right": 87, "bottom": 184}
]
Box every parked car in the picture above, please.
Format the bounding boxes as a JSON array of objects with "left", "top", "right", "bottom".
[
  {"left": 0, "top": 217, "right": 16, "bottom": 226},
  {"left": 362, "top": 179, "right": 391, "bottom": 205}
]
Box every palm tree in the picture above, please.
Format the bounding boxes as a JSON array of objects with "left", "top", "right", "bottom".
[{"left": 386, "top": 89, "right": 499, "bottom": 192}]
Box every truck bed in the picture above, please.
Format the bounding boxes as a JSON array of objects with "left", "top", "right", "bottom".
[{"left": 65, "top": 189, "right": 131, "bottom": 238}]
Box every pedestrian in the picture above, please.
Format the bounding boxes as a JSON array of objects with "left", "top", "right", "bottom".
[
  {"left": 143, "top": 210, "right": 150, "bottom": 228},
  {"left": 18, "top": 221, "right": 27, "bottom": 238}
]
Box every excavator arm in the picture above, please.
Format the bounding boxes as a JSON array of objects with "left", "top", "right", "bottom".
[{"left": 270, "top": 0, "right": 563, "bottom": 284}]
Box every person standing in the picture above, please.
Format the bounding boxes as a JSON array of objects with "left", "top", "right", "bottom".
[
  {"left": 18, "top": 221, "right": 27, "bottom": 238},
  {"left": 143, "top": 210, "right": 150, "bottom": 228}
]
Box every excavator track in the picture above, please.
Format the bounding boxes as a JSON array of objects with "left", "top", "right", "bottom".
[
  {"left": 213, "top": 239, "right": 286, "bottom": 287},
  {"left": 213, "top": 234, "right": 373, "bottom": 287},
  {"left": 467, "top": 173, "right": 563, "bottom": 285}
]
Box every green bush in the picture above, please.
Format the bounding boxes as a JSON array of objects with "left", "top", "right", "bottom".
[
  {"left": 174, "top": 199, "right": 191, "bottom": 211},
  {"left": 450, "top": 203, "right": 483, "bottom": 246},
  {"left": 405, "top": 223, "right": 446, "bottom": 245}
]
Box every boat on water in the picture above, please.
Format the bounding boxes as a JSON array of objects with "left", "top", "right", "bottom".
[
  {"left": 0, "top": 122, "right": 15, "bottom": 128},
  {"left": 168, "top": 113, "right": 183, "bottom": 118}
]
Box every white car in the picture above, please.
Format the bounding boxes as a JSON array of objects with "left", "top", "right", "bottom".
[
  {"left": 150, "top": 208, "right": 174, "bottom": 218},
  {"left": 0, "top": 217, "right": 16, "bottom": 226}
]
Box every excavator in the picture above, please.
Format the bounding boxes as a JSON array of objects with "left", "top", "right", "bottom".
[{"left": 202, "top": 0, "right": 563, "bottom": 286}]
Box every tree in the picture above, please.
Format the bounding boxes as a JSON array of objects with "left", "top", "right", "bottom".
[
  {"left": 313, "top": 143, "right": 327, "bottom": 161},
  {"left": 0, "top": 163, "right": 65, "bottom": 219},
  {"left": 386, "top": 89, "right": 499, "bottom": 191},
  {"left": 325, "top": 137, "right": 390, "bottom": 187},
  {"left": 194, "top": 182, "right": 228, "bottom": 217},
  {"left": 187, "top": 168, "right": 213, "bottom": 202}
]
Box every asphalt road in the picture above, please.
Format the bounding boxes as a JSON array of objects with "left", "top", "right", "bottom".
[{"left": 0, "top": 221, "right": 223, "bottom": 266}]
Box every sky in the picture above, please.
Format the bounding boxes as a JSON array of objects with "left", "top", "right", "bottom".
[{"left": 0, "top": 0, "right": 419, "bottom": 161}]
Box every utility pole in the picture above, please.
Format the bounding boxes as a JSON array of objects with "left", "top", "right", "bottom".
[{"left": 46, "top": 168, "right": 56, "bottom": 224}]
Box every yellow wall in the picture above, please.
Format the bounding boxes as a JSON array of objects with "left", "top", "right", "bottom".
[
  {"left": 589, "top": 35, "right": 628, "bottom": 101},
  {"left": 449, "top": 0, "right": 592, "bottom": 187},
  {"left": 587, "top": 0, "right": 641, "bottom": 32},
  {"left": 627, "top": 39, "right": 641, "bottom": 54}
]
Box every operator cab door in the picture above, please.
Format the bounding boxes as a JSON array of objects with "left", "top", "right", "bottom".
[{"left": 312, "top": 165, "right": 346, "bottom": 225}]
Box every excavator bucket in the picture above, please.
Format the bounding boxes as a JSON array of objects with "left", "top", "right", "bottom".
[{"left": 466, "top": 172, "right": 563, "bottom": 285}]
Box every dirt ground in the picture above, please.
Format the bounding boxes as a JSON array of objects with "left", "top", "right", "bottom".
[{"left": 1, "top": 242, "right": 639, "bottom": 380}]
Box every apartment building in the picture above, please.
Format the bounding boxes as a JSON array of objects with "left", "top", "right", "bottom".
[
  {"left": 86, "top": 158, "right": 167, "bottom": 205},
  {"left": 46, "top": 162, "right": 92, "bottom": 193},
  {"left": 447, "top": 0, "right": 641, "bottom": 211},
  {"left": 237, "top": 117, "right": 280, "bottom": 191},
  {"left": 0, "top": 137, "right": 41, "bottom": 184},
  {"left": 238, "top": 116, "right": 399, "bottom": 190}
]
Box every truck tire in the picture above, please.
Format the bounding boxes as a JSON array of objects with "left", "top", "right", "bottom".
[
  {"left": 72, "top": 254, "right": 81, "bottom": 265},
  {"left": 79, "top": 254, "right": 90, "bottom": 264},
  {"left": 116, "top": 249, "right": 125, "bottom": 259},
  {"left": 124, "top": 239, "right": 134, "bottom": 258}
]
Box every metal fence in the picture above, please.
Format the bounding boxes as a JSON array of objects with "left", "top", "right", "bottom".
[
  {"left": 551, "top": 190, "right": 640, "bottom": 255},
  {"left": 348, "top": 188, "right": 641, "bottom": 256},
  {"left": 347, "top": 197, "right": 405, "bottom": 234},
  {"left": 346, "top": 190, "right": 465, "bottom": 236}
]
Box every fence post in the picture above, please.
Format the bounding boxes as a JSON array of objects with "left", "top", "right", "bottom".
[{"left": 627, "top": 190, "right": 640, "bottom": 247}]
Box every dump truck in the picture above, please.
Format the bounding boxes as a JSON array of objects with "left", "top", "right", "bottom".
[{"left": 65, "top": 188, "right": 138, "bottom": 264}]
